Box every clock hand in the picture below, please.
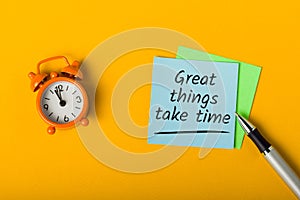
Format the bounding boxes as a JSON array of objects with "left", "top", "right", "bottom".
[
  {"left": 57, "top": 89, "right": 66, "bottom": 107},
  {"left": 54, "top": 89, "right": 62, "bottom": 101}
]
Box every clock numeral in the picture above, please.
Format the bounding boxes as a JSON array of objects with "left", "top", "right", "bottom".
[
  {"left": 64, "top": 115, "right": 69, "bottom": 122},
  {"left": 43, "top": 104, "right": 49, "bottom": 111},
  {"left": 76, "top": 96, "right": 82, "bottom": 103},
  {"left": 56, "top": 116, "right": 59, "bottom": 122},
  {"left": 55, "top": 84, "right": 64, "bottom": 92}
]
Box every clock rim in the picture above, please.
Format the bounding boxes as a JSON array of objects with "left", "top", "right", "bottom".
[{"left": 36, "top": 76, "right": 89, "bottom": 129}]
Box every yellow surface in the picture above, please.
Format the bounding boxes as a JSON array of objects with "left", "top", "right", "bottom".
[{"left": 1, "top": 0, "right": 300, "bottom": 199}]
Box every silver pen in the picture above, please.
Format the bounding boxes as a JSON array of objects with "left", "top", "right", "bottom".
[{"left": 235, "top": 113, "right": 300, "bottom": 199}]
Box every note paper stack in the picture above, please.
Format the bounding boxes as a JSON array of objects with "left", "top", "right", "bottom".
[{"left": 148, "top": 46, "right": 261, "bottom": 149}]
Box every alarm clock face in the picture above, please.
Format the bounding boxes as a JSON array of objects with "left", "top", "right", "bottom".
[{"left": 39, "top": 79, "right": 87, "bottom": 126}]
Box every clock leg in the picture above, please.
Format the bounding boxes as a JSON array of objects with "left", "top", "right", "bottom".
[
  {"left": 80, "top": 118, "right": 89, "bottom": 126},
  {"left": 47, "top": 126, "right": 56, "bottom": 135}
]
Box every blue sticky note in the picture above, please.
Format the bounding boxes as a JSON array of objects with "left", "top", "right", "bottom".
[{"left": 148, "top": 57, "right": 239, "bottom": 149}]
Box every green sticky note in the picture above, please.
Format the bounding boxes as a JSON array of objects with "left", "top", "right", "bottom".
[{"left": 176, "top": 46, "right": 261, "bottom": 149}]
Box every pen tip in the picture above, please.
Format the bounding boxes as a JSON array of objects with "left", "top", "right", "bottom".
[{"left": 235, "top": 113, "right": 256, "bottom": 134}]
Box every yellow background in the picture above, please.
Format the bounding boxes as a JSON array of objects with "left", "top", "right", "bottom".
[{"left": 1, "top": 0, "right": 300, "bottom": 199}]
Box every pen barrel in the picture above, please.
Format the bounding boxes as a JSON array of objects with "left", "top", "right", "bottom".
[
  {"left": 264, "top": 147, "right": 300, "bottom": 199},
  {"left": 248, "top": 128, "right": 271, "bottom": 153}
]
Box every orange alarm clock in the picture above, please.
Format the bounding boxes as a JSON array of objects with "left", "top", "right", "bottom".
[{"left": 28, "top": 56, "right": 89, "bottom": 134}]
